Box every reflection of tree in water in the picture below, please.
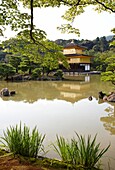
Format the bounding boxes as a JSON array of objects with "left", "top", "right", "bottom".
[
  {"left": 0, "top": 81, "right": 91, "bottom": 103},
  {"left": 0, "top": 75, "right": 114, "bottom": 103},
  {"left": 100, "top": 101, "right": 115, "bottom": 135},
  {"left": 0, "top": 81, "right": 61, "bottom": 103}
]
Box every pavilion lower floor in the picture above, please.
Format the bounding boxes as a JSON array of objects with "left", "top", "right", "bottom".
[{"left": 59, "top": 63, "right": 91, "bottom": 72}]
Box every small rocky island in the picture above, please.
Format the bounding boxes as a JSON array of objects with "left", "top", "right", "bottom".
[
  {"left": 99, "top": 91, "right": 115, "bottom": 102},
  {"left": 0, "top": 88, "right": 16, "bottom": 97}
]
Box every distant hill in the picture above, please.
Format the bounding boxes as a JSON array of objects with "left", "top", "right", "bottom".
[
  {"left": 105, "top": 35, "right": 114, "bottom": 41},
  {"left": 54, "top": 35, "right": 114, "bottom": 52}
]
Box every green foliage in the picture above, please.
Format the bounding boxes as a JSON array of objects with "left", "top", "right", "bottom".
[
  {"left": 89, "top": 48, "right": 114, "bottom": 72},
  {"left": 55, "top": 36, "right": 113, "bottom": 52},
  {"left": 0, "top": 63, "right": 16, "bottom": 80},
  {"left": 0, "top": 0, "right": 114, "bottom": 39},
  {"left": 0, "top": 50, "right": 6, "bottom": 61},
  {"left": 0, "top": 123, "right": 111, "bottom": 169},
  {"left": 0, "top": 0, "right": 30, "bottom": 36},
  {"left": 19, "top": 63, "right": 29, "bottom": 73},
  {"left": 0, "top": 123, "right": 45, "bottom": 158},
  {"left": 0, "top": 34, "right": 114, "bottom": 80},
  {"left": 32, "top": 68, "right": 42, "bottom": 79},
  {"left": 53, "top": 135, "right": 70, "bottom": 161},
  {"left": 101, "top": 71, "right": 115, "bottom": 85},
  {"left": 1, "top": 37, "right": 68, "bottom": 78},
  {"left": 17, "top": 29, "right": 47, "bottom": 42},
  {"left": 54, "top": 69, "right": 64, "bottom": 79},
  {"left": 57, "top": 24, "right": 80, "bottom": 36},
  {"left": 6, "top": 54, "right": 21, "bottom": 73},
  {"left": 101, "top": 51, "right": 115, "bottom": 85},
  {"left": 53, "top": 133, "right": 110, "bottom": 169},
  {"left": 110, "top": 28, "right": 115, "bottom": 46},
  {"left": 56, "top": 36, "right": 114, "bottom": 73}
]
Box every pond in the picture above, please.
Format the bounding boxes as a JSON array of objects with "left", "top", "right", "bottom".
[{"left": 0, "top": 75, "right": 115, "bottom": 169}]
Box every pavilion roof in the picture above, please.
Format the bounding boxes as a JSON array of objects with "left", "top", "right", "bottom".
[{"left": 64, "top": 42, "right": 86, "bottom": 50}]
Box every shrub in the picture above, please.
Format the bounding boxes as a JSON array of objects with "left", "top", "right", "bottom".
[
  {"left": 32, "top": 68, "right": 42, "bottom": 79},
  {"left": 54, "top": 69, "right": 63, "bottom": 79},
  {"left": 0, "top": 123, "right": 45, "bottom": 158},
  {"left": 53, "top": 133, "right": 110, "bottom": 169}
]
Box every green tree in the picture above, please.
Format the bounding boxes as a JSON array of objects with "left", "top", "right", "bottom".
[
  {"left": 19, "top": 55, "right": 36, "bottom": 74},
  {"left": 19, "top": 57, "right": 30, "bottom": 74},
  {"left": 0, "top": 0, "right": 115, "bottom": 42},
  {"left": 92, "top": 52, "right": 104, "bottom": 71},
  {"left": 0, "top": 0, "right": 114, "bottom": 82},
  {"left": 0, "top": 51, "right": 6, "bottom": 61},
  {"left": 99, "top": 36, "right": 109, "bottom": 52},
  {"left": 32, "top": 68, "right": 42, "bottom": 79},
  {"left": 6, "top": 54, "right": 21, "bottom": 73},
  {"left": 0, "top": 63, "right": 16, "bottom": 80},
  {"left": 1, "top": 36, "right": 69, "bottom": 76},
  {"left": 0, "top": 0, "right": 31, "bottom": 36},
  {"left": 110, "top": 28, "right": 115, "bottom": 46},
  {"left": 101, "top": 29, "right": 115, "bottom": 85},
  {"left": 101, "top": 53, "right": 115, "bottom": 85},
  {"left": 40, "top": 41, "right": 69, "bottom": 75}
]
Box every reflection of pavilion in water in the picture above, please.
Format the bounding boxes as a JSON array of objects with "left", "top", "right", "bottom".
[
  {"left": 0, "top": 76, "right": 91, "bottom": 103},
  {"left": 52, "top": 76, "right": 91, "bottom": 103},
  {"left": 100, "top": 100, "right": 115, "bottom": 135}
]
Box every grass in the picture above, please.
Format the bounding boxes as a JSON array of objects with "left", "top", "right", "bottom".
[
  {"left": 52, "top": 133, "right": 110, "bottom": 169},
  {"left": 0, "top": 123, "right": 111, "bottom": 169},
  {"left": 0, "top": 122, "right": 45, "bottom": 158}
]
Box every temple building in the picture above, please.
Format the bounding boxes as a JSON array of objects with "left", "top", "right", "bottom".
[{"left": 60, "top": 41, "right": 93, "bottom": 72}]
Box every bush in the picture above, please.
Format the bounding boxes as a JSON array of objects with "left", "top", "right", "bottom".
[
  {"left": 0, "top": 123, "right": 45, "bottom": 158},
  {"left": 54, "top": 69, "right": 63, "bottom": 79},
  {"left": 53, "top": 133, "right": 110, "bottom": 169},
  {"left": 32, "top": 68, "right": 42, "bottom": 79}
]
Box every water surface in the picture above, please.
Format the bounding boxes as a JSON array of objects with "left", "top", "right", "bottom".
[{"left": 0, "top": 75, "right": 115, "bottom": 169}]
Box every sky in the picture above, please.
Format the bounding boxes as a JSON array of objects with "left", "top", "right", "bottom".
[
  {"left": 1, "top": 5, "right": 115, "bottom": 41},
  {"left": 34, "top": 6, "right": 115, "bottom": 41}
]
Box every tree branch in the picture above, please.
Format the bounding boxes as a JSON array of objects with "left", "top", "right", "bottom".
[
  {"left": 95, "top": 0, "right": 115, "bottom": 13},
  {"left": 60, "top": 0, "right": 81, "bottom": 6},
  {"left": 60, "top": 0, "right": 115, "bottom": 13},
  {"left": 30, "top": 0, "right": 50, "bottom": 51},
  {"left": 30, "top": 0, "right": 35, "bottom": 42}
]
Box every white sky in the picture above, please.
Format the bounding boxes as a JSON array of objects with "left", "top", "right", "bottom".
[
  {"left": 34, "top": 6, "right": 115, "bottom": 40},
  {"left": 1, "top": 5, "right": 115, "bottom": 41}
]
